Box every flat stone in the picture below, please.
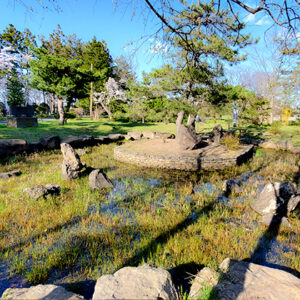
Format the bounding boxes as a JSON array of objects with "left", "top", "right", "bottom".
[
  {"left": 215, "top": 259, "right": 300, "bottom": 300},
  {"left": 92, "top": 264, "right": 178, "bottom": 300},
  {"left": 2, "top": 284, "right": 83, "bottom": 299},
  {"left": 154, "top": 132, "right": 175, "bottom": 139},
  {"left": 0, "top": 170, "right": 21, "bottom": 179}
]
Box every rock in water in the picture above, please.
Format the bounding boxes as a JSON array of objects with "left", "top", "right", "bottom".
[
  {"left": 251, "top": 182, "right": 298, "bottom": 216},
  {"left": 61, "top": 143, "right": 84, "bottom": 180},
  {"left": 2, "top": 284, "right": 83, "bottom": 299},
  {"left": 176, "top": 111, "right": 202, "bottom": 150},
  {"left": 92, "top": 264, "right": 178, "bottom": 300},
  {"left": 89, "top": 169, "right": 113, "bottom": 190}
]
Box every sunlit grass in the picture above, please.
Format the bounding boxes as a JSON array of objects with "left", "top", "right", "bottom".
[{"left": 0, "top": 143, "right": 299, "bottom": 293}]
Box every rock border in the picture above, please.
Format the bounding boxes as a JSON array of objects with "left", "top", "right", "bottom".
[{"left": 114, "top": 142, "right": 253, "bottom": 171}]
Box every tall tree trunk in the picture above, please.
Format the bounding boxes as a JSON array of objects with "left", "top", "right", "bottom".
[
  {"left": 57, "top": 98, "right": 65, "bottom": 125},
  {"left": 90, "top": 63, "right": 94, "bottom": 120}
]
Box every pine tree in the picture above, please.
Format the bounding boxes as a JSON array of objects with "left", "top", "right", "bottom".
[{"left": 6, "top": 65, "right": 25, "bottom": 107}]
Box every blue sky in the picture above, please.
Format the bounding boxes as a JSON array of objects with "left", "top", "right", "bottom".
[{"left": 0, "top": 0, "right": 282, "bottom": 80}]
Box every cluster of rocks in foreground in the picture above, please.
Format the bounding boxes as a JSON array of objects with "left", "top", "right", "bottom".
[{"left": 2, "top": 259, "right": 300, "bottom": 299}]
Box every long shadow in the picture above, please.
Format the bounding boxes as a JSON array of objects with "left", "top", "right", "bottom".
[{"left": 212, "top": 182, "right": 300, "bottom": 299}]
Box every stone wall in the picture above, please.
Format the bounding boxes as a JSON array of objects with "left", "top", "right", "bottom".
[{"left": 114, "top": 144, "right": 254, "bottom": 171}]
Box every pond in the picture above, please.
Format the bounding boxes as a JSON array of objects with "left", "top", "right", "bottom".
[{"left": 0, "top": 143, "right": 299, "bottom": 298}]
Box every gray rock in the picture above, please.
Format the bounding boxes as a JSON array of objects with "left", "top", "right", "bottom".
[
  {"left": 127, "top": 132, "right": 143, "bottom": 140},
  {"left": 23, "top": 184, "right": 61, "bottom": 200},
  {"left": 259, "top": 140, "right": 277, "bottom": 149},
  {"left": 261, "top": 213, "right": 291, "bottom": 228},
  {"left": 291, "top": 147, "right": 300, "bottom": 154},
  {"left": 2, "top": 284, "right": 83, "bottom": 299},
  {"left": 288, "top": 195, "right": 300, "bottom": 214},
  {"left": 189, "top": 267, "right": 218, "bottom": 299},
  {"left": 61, "top": 135, "right": 94, "bottom": 148},
  {"left": 107, "top": 133, "right": 125, "bottom": 141},
  {"left": 40, "top": 136, "right": 60, "bottom": 150},
  {"left": 276, "top": 139, "right": 294, "bottom": 151},
  {"left": 0, "top": 139, "right": 29, "bottom": 158},
  {"left": 209, "top": 125, "right": 224, "bottom": 145},
  {"left": 154, "top": 132, "right": 175, "bottom": 139},
  {"left": 89, "top": 169, "right": 113, "bottom": 190},
  {"left": 176, "top": 111, "right": 202, "bottom": 150},
  {"left": 143, "top": 131, "right": 156, "bottom": 139},
  {"left": 251, "top": 182, "right": 297, "bottom": 216},
  {"left": 215, "top": 259, "right": 300, "bottom": 300},
  {"left": 92, "top": 264, "right": 178, "bottom": 300},
  {"left": 28, "top": 142, "right": 44, "bottom": 153},
  {"left": 222, "top": 179, "right": 242, "bottom": 196},
  {"left": 61, "top": 143, "right": 85, "bottom": 180},
  {"left": 0, "top": 170, "right": 21, "bottom": 179}
]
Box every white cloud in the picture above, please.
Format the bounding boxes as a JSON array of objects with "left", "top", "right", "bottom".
[
  {"left": 244, "top": 13, "right": 255, "bottom": 23},
  {"left": 255, "top": 16, "right": 271, "bottom": 26}
]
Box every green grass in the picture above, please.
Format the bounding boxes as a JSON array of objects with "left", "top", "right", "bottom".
[
  {"left": 0, "top": 118, "right": 176, "bottom": 142},
  {"left": 0, "top": 141, "right": 299, "bottom": 296},
  {"left": 1, "top": 117, "right": 299, "bottom": 146}
]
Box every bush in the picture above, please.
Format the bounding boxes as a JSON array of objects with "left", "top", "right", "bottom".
[{"left": 221, "top": 134, "right": 240, "bottom": 150}]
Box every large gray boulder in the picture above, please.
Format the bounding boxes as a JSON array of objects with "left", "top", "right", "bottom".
[
  {"left": 0, "top": 170, "right": 21, "bottom": 179},
  {"left": 92, "top": 264, "right": 178, "bottom": 300},
  {"left": 176, "top": 111, "right": 202, "bottom": 150},
  {"left": 23, "top": 184, "right": 61, "bottom": 200},
  {"left": 89, "top": 169, "right": 113, "bottom": 190},
  {"left": 251, "top": 182, "right": 298, "bottom": 216},
  {"left": 61, "top": 143, "right": 85, "bottom": 180},
  {"left": 214, "top": 259, "right": 300, "bottom": 300},
  {"left": 2, "top": 284, "right": 83, "bottom": 299}
]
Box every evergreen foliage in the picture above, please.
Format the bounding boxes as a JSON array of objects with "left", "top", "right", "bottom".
[{"left": 6, "top": 65, "right": 25, "bottom": 107}]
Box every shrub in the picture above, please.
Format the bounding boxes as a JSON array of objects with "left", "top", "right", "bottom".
[{"left": 221, "top": 133, "right": 240, "bottom": 150}]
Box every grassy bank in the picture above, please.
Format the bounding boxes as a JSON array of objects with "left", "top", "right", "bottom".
[{"left": 0, "top": 142, "right": 299, "bottom": 297}]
